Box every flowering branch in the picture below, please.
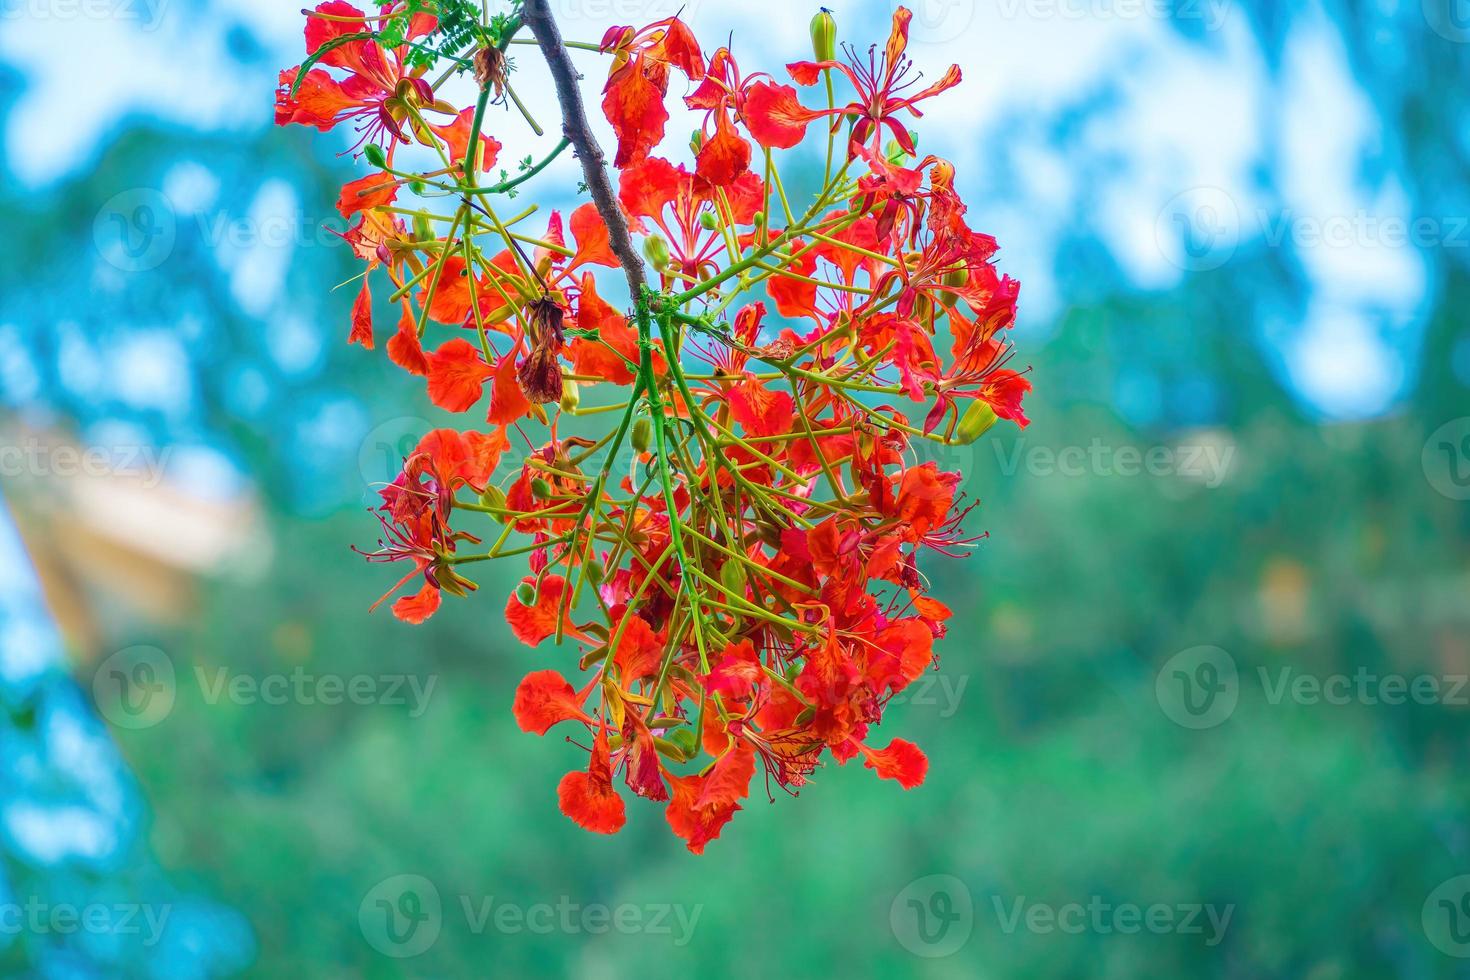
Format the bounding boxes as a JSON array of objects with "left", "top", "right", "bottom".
[
  {"left": 521, "top": 0, "right": 648, "bottom": 297},
  {"left": 275, "top": 1, "right": 1034, "bottom": 854}
]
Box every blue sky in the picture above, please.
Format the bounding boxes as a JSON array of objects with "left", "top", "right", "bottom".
[{"left": 0, "top": 0, "right": 1438, "bottom": 421}]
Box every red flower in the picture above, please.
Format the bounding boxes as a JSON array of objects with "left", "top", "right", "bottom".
[
  {"left": 786, "top": 6, "right": 963, "bottom": 157},
  {"left": 599, "top": 17, "right": 705, "bottom": 167},
  {"left": 275, "top": 2, "right": 453, "bottom": 157}
]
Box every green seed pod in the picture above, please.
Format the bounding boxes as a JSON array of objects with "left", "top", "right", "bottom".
[
  {"left": 531, "top": 477, "right": 553, "bottom": 500},
  {"left": 515, "top": 582, "right": 537, "bottom": 607},
  {"left": 364, "top": 144, "right": 388, "bottom": 169},
  {"left": 584, "top": 559, "right": 605, "bottom": 587},
  {"left": 720, "top": 559, "right": 747, "bottom": 597},
  {"left": 632, "top": 418, "right": 653, "bottom": 454},
  {"left": 559, "top": 380, "right": 581, "bottom": 413},
  {"left": 480, "top": 484, "right": 508, "bottom": 512},
  {"left": 810, "top": 8, "right": 837, "bottom": 62},
  {"left": 642, "top": 234, "right": 671, "bottom": 271},
  {"left": 939, "top": 267, "right": 969, "bottom": 308},
  {"left": 954, "top": 401, "right": 999, "bottom": 446},
  {"left": 700, "top": 211, "right": 719, "bottom": 232}
]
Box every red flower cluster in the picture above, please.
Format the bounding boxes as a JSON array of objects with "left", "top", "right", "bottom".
[{"left": 278, "top": 2, "right": 1029, "bottom": 853}]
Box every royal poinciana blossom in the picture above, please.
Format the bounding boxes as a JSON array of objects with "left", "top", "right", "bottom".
[{"left": 277, "top": 1, "right": 1029, "bottom": 853}]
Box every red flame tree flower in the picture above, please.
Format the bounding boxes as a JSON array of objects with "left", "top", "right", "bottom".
[{"left": 277, "top": 0, "right": 1030, "bottom": 853}]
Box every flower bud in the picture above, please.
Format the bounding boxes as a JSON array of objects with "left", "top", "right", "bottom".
[
  {"left": 531, "top": 477, "right": 553, "bottom": 499},
  {"left": 631, "top": 418, "right": 653, "bottom": 454},
  {"left": 584, "top": 559, "right": 605, "bottom": 586},
  {"left": 939, "top": 267, "right": 969, "bottom": 308},
  {"left": 364, "top": 143, "right": 388, "bottom": 169},
  {"left": 811, "top": 8, "right": 837, "bottom": 62},
  {"left": 642, "top": 234, "right": 671, "bottom": 270},
  {"left": 515, "top": 581, "right": 538, "bottom": 607},
  {"left": 700, "top": 211, "right": 720, "bottom": 232},
  {"left": 559, "top": 379, "right": 581, "bottom": 413},
  {"left": 480, "top": 484, "right": 508, "bottom": 512},
  {"left": 690, "top": 129, "right": 705, "bottom": 154},
  {"left": 437, "top": 565, "right": 476, "bottom": 599},
  {"left": 954, "top": 401, "right": 999, "bottom": 445},
  {"left": 720, "top": 559, "right": 747, "bottom": 597}
]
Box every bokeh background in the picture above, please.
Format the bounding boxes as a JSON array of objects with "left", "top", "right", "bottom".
[{"left": 2, "top": 0, "right": 1469, "bottom": 975}]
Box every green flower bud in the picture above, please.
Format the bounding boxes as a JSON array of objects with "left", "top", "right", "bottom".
[
  {"left": 480, "top": 484, "right": 508, "bottom": 512},
  {"left": 690, "top": 129, "right": 705, "bottom": 153},
  {"left": 632, "top": 418, "right": 653, "bottom": 454},
  {"left": 531, "top": 477, "right": 553, "bottom": 500},
  {"left": 584, "top": 559, "right": 605, "bottom": 587},
  {"left": 642, "top": 234, "right": 671, "bottom": 271},
  {"left": 720, "top": 559, "right": 747, "bottom": 597},
  {"left": 364, "top": 144, "right": 388, "bottom": 169},
  {"left": 954, "top": 401, "right": 999, "bottom": 446},
  {"left": 810, "top": 8, "right": 837, "bottom": 62},
  {"left": 938, "top": 267, "right": 969, "bottom": 308},
  {"left": 515, "top": 582, "right": 538, "bottom": 607},
  {"left": 559, "top": 380, "right": 581, "bottom": 413},
  {"left": 700, "top": 211, "right": 719, "bottom": 232}
]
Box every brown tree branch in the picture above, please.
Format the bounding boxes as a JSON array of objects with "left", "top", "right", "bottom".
[{"left": 520, "top": 0, "right": 648, "bottom": 300}]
